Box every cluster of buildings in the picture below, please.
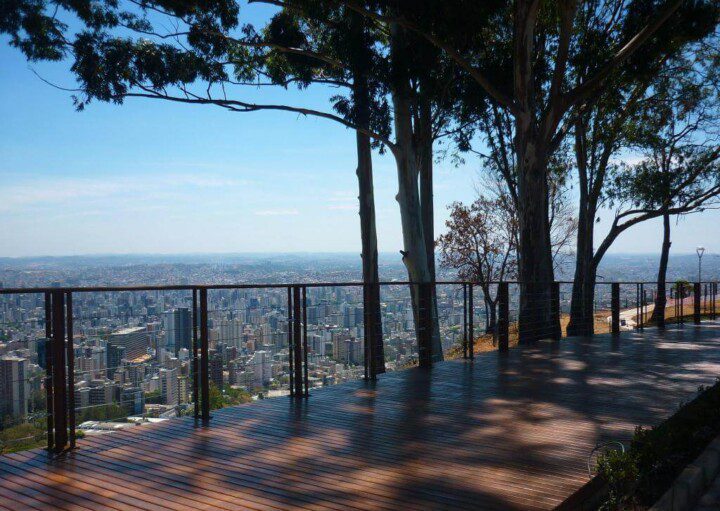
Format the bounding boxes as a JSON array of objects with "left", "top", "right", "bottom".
[{"left": 0, "top": 280, "right": 469, "bottom": 433}]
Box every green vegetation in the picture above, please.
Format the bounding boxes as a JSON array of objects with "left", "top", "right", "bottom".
[
  {"left": 0, "top": 419, "right": 46, "bottom": 454},
  {"left": 144, "top": 390, "right": 162, "bottom": 404},
  {"left": 208, "top": 383, "right": 252, "bottom": 411},
  {"left": 76, "top": 404, "right": 128, "bottom": 423},
  {"left": 598, "top": 380, "right": 720, "bottom": 509}
]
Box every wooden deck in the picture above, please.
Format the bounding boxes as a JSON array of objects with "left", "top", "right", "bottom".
[{"left": 2, "top": 322, "right": 720, "bottom": 511}]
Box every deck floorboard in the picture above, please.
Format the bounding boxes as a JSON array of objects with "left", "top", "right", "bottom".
[{"left": 3, "top": 322, "right": 720, "bottom": 510}]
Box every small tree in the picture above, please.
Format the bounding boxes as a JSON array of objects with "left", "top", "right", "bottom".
[
  {"left": 437, "top": 192, "right": 517, "bottom": 332},
  {"left": 437, "top": 176, "right": 576, "bottom": 332},
  {"left": 613, "top": 69, "right": 720, "bottom": 324}
]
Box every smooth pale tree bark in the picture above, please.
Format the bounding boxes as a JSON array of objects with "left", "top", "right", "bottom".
[
  {"left": 650, "top": 210, "right": 671, "bottom": 324},
  {"left": 390, "top": 22, "right": 443, "bottom": 362}
]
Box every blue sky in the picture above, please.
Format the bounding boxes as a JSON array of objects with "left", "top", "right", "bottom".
[{"left": 1, "top": 3, "right": 718, "bottom": 258}]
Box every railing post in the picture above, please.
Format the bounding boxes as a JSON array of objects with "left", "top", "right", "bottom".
[
  {"left": 713, "top": 282, "right": 717, "bottom": 320},
  {"left": 302, "top": 286, "right": 309, "bottom": 397},
  {"left": 639, "top": 283, "right": 645, "bottom": 332},
  {"left": 44, "top": 292, "right": 54, "bottom": 452},
  {"left": 363, "top": 283, "right": 379, "bottom": 380},
  {"left": 498, "top": 282, "right": 509, "bottom": 352},
  {"left": 679, "top": 282, "right": 685, "bottom": 325},
  {"left": 292, "top": 286, "right": 304, "bottom": 396},
  {"left": 65, "top": 291, "right": 76, "bottom": 449},
  {"left": 611, "top": 283, "right": 620, "bottom": 335},
  {"left": 417, "top": 283, "right": 433, "bottom": 368},
  {"left": 51, "top": 290, "right": 68, "bottom": 452},
  {"left": 468, "top": 283, "right": 474, "bottom": 359},
  {"left": 694, "top": 282, "right": 701, "bottom": 325},
  {"left": 287, "top": 287, "right": 294, "bottom": 397},
  {"left": 657, "top": 285, "right": 665, "bottom": 329},
  {"left": 551, "top": 282, "right": 561, "bottom": 340},
  {"left": 462, "top": 284, "right": 468, "bottom": 359},
  {"left": 199, "top": 287, "right": 210, "bottom": 422},
  {"left": 192, "top": 288, "right": 199, "bottom": 420}
]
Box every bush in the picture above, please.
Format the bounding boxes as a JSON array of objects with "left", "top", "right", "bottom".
[{"left": 597, "top": 380, "right": 720, "bottom": 509}]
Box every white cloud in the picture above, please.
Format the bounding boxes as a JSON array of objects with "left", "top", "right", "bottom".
[
  {"left": 326, "top": 204, "right": 357, "bottom": 211},
  {"left": 0, "top": 172, "right": 247, "bottom": 213},
  {"left": 253, "top": 209, "right": 300, "bottom": 216}
]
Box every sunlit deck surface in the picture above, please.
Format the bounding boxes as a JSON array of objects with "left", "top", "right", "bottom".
[{"left": 3, "top": 322, "right": 720, "bottom": 511}]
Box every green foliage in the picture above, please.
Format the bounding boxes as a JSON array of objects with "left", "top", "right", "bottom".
[
  {"left": 208, "top": 382, "right": 252, "bottom": 411},
  {"left": 144, "top": 390, "right": 162, "bottom": 404},
  {"left": 673, "top": 280, "right": 692, "bottom": 298},
  {"left": 596, "top": 449, "right": 639, "bottom": 510},
  {"left": 0, "top": 420, "right": 46, "bottom": 454},
  {"left": 76, "top": 403, "right": 128, "bottom": 423},
  {"left": 597, "top": 380, "right": 720, "bottom": 508}
]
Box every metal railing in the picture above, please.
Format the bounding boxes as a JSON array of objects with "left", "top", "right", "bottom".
[{"left": 0, "top": 279, "right": 717, "bottom": 455}]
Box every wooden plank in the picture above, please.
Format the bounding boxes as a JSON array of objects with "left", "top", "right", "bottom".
[{"left": 1, "top": 324, "right": 719, "bottom": 511}]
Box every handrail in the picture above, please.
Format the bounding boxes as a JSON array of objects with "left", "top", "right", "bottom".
[{"left": 2, "top": 279, "right": 719, "bottom": 294}]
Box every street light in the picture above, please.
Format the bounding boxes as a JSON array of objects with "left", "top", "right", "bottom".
[{"left": 697, "top": 246, "right": 705, "bottom": 283}]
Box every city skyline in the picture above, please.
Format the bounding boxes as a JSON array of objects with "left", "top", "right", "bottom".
[{"left": 2, "top": 3, "right": 719, "bottom": 258}]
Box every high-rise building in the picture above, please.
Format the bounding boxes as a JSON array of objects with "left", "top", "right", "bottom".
[
  {"left": 107, "top": 343, "right": 126, "bottom": 378},
  {"left": 0, "top": 355, "right": 30, "bottom": 419},
  {"left": 108, "top": 327, "right": 149, "bottom": 361},
  {"left": 120, "top": 386, "right": 144, "bottom": 415},
  {"left": 210, "top": 353, "right": 224, "bottom": 388},
  {"left": 248, "top": 350, "right": 271, "bottom": 388},
  {"left": 160, "top": 367, "right": 178, "bottom": 406},
  {"left": 163, "top": 308, "right": 191, "bottom": 356}
]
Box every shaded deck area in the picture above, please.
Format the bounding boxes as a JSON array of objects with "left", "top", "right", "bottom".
[{"left": 3, "top": 322, "right": 720, "bottom": 511}]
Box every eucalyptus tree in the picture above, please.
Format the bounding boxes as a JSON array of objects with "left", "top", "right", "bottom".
[
  {"left": 347, "top": 0, "right": 719, "bottom": 342},
  {"left": 566, "top": 30, "right": 720, "bottom": 336},
  {"left": 1, "top": 0, "right": 468, "bottom": 362},
  {"left": 609, "top": 73, "right": 720, "bottom": 325},
  {"left": 2, "top": 0, "right": 399, "bottom": 367}
]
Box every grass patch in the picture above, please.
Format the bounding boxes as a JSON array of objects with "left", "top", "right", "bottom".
[{"left": 598, "top": 379, "right": 720, "bottom": 510}]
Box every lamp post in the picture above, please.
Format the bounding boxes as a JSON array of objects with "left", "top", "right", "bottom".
[{"left": 697, "top": 246, "right": 705, "bottom": 283}]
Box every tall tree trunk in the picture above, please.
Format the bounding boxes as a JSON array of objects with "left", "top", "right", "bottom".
[
  {"left": 567, "top": 191, "right": 597, "bottom": 336},
  {"left": 515, "top": 129, "right": 559, "bottom": 343},
  {"left": 651, "top": 209, "right": 671, "bottom": 324},
  {"left": 486, "top": 297, "right": 497, "bottom": 333},
  {"left": 356, "top": 131, "right": 385, "bottom": 374},
  {"left": 417, "top": 80, "right": 442, "bottom": 362},
  {"left": 390, "top": 22, "right": 442, "bottom": 363},
  {"left": 350, "top": 11, "right": 384, "bottom": 374}
]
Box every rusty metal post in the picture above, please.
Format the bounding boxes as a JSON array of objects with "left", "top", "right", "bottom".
[
  {"left": 611, "top": 283, "right": 620, "bottom": 335},
  {"left": 498, "top": 282, "right": 509, "bottom": 352},
  {"left": 679, "top": 282, "right": 685, "bottom": 325},
  {"left": 416, "top": 283, "right": 433, "bottom": 368},
  {"left": 51, "top": 290, "right": 67, "bottom": 452},
  {"left": 292, "top": 286, "right": 303, "bottom": 396},
  {"left": 192, "top": 288, "right": 199, "bottom": 420},
  {"left": 468, "top": 283, "right": 474, "bottom": 359},
  {"left": 65, "top": 291, "right": 76, "bottom": 449},
  {"left": 551, "top": 282, "right": 561, "bottom": 340},
  {"left": 287, "top": 287, "right": 294, "bottom": 397},
  {"left": 302, "top": 286, "right": 309, "bottom": 397},
  {"left": 462, "top": 284, "right": 468, "bottom": 359},
  {"left": 694, "top": 282, "right": 701, "bottom": 325},
  {"left": 199, "top": 288, "right": 210, "bottom": 422},
  {"left": 44, "top": 292, "right": 54, "bottom": 452},
  {"left": 639, "top": 283, "right": 645, "bottom": 332}
]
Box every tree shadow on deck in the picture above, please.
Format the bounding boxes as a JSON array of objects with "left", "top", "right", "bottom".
[{"left": 2, "top": 322, "right": 719, "bottom": 510}]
